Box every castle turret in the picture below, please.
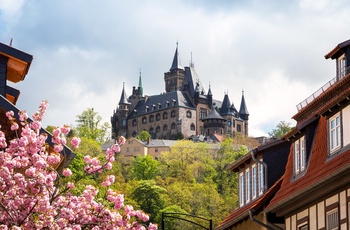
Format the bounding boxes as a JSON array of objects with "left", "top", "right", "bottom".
[
  {"left": 207, "top": 84, "right": 213, "bottom": 108},
  {"left": 164, "top": 43, "right": 185, "bottom": 92},
  {"left": 239, "top": 90, "right": 249, "bottom": 136}
]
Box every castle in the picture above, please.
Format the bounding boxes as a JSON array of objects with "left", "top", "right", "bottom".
[{"left": 111, "top": 44, "right": 249, "bottom": 140}]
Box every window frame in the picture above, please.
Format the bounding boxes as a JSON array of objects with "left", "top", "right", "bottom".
[
  {"left": 239, "top": 172, "right": 245, "bottom": 207},
  {"left": 329, "top": 112, "right": 342, "bottom": 154},
  {"left": 245, "top": 169, "right": 251, "bottom": 203},
  {"left": 294, "top": 135, "right": 306, "bottom": 175},
  {"left": 171, "top": 110, "right": 176, "bottom": 118},
  {"left": 252, "top": 164, "right": 257, "bottom": 199},
  {"left": 259, "top": 163, "right": 264, "bottom": 195},
  {"left": 326, "top": 208, "right": 339, "bottom": 230}
]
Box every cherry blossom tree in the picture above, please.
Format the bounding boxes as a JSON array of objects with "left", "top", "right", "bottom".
[{"left": 0, "top": 101, "right": 157, "bottom": 230}]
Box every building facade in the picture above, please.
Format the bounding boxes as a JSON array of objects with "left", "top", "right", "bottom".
[
  {"left": 266, "top": 38, "right": 350, "bottom": 230},
  {"left": 111, "top": 44, "right": 249, "bottom": 139}
]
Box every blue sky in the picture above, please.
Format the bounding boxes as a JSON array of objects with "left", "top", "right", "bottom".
[{"left": 1, "top": 0, "right": 350, "bottom": 137}]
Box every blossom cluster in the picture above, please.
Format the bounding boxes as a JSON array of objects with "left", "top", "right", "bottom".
[{"left": 0, "top": 101, "right": 157, "bottom": 229}]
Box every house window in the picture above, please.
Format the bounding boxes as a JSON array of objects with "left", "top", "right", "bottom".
[
  {"left": 245, "top": 169, "right": 251, "bottom": 203},
  {"left": 237, "top": 124, "right": 242, "bottom": 132},
  {"left": 329, "top": 112, "right": 341, "bottom": 154},
  {"left": 149, "top": 115, "right": 154, "bottom": 122},
  {"left": 132, "top": 119, "right": 137, "bottom": 126},
  {"left": 142, "top": 116, "right": 147, "bottom": 124},
  {"left": 190, "top": 123, "right": 195, "bottom": 131},
  {"left": 326, "top": 208, "right": 339, "bottom": 230},
  {"left": 239, "top": 172, "right": 245, "bottom": 207},
  {"left": 186, "top": 111, "right": 192, "bottom": 118},
  {"left": 259, "top": 163, "right": 264, "bottom": 195},
  {"left": 163, "top": 125, "right": 168, "bottom": 131},
  {"left": 171, "top": 122, "right": 176, "bottom": 129},
  {"left": 156, "top": 113, "right": 161, "bottom": 121},
  {"left": 156, "top": 126, "right": 160, "bottom": 133},
  {"left": 338, "top": 55, "right": 346, "bottom": 79},
  {"left": 171, "top": 110, "right": 176, "bottom": 118},
  {"left": 294, "top": 136, "right": 306, "bottom": 175},
  {"left": 252, "top": 165, "right": 257, "bottom": 199},
  {"left": 127, "top": 148, "right": 129, "bottom": 153},
  {"left": 163, "top": 112, "right": 168, "bottom": 119},
  {"left": 155, "top": 148, "right": 158, "bottom": 152}
]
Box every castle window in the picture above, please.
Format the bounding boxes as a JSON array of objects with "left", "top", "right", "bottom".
[
  {"left": 156, "top": 126, "right": 160, "bottom": 133},
  {"left": 149, "top": 115, "right": 154, "bottom": 122},
  {"left": 171, "top": 122, "right": 176, "bottom": 129},
  {"left": 156, "top": 113, "right": 161, "bottom": 121},
  {"left": 227, "top": 120, "right": 231, "bottom": 127},
  {"left": 237, "top": 124, "right": 242, "bottom": 132},
  {"left": 294, "top": 136, "right": 306, "bottom": 175},
  {"left": 172, "top": 99, "right": 176, "bottom": 106},
  {"left": 166, "top": 101, "right": 170, "bottom": 107},
  {"left": 163, "top": 112, "right": 168, "bottom": 119},
  {"left": 171, "top": 110, "right": 176, "bottom": 118},
  {"left": 186, "top": 111, "right": 192, "bottom": 118},
  {"left": 142, "top": 116, "right": 147, "bottom": 124},
  {"left": 145, "top": 106, "right": 149, "bottom": 113},
  {"left": 132, "top": 131, "right": 137, "bottom": 137},
  {"left": 149, "top": 127, "right": 154, "bottom": 134},
  {"left": 132, "top": 119, "right": 137, "bottom": 126},
  {"left": 158, "top": 103, "right": 161, "bottom": 109},
  {"left": 190, "top": 123, "right": 195, "bottom": 131},
  {"left": 163, "top": 125, "right": 168, "bottom": 131},
  {"left": 200, "top": 109, "right": 207, "bottom": 119}
]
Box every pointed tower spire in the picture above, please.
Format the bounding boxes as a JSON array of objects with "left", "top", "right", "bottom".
[
  {"left": 207, "top": 83, "right": 212, "bottom": 96},
  {"left": 119, "top": 82, "right": 130, "bottom": 105},
  {"left": 239, "top": 90, "right": 249, "bottom": 120},
  {"left": 170, "top": 42, "right": 184, "bottom": 71},
  {"left": 138, "top": 68, "right": 143, "bottom": 96}
]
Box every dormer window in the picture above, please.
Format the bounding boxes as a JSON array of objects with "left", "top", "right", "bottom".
[
  {"left": 338, "top": 54, "right": 347, "bottom": 79},
  {"left": 239, "top": 172, "right": 245, "bottom": 207},
  {"left": 329, "top": 112, "right": 341, "bottom": 154},
  {"left": 245, "top": 169, "right": 251, "bottom": 203},
  {"left": 294, "top": 136, "right": 306, "bottom": 175}
]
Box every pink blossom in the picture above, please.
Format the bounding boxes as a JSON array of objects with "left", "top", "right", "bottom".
[
  {"left": 70, "top": 137, "right": 81, "bottom": 148},
  {"left": 62, "top": 168, "right": 72, "bottom": 177},
  {"left": 5, "top": 111, "right": 14, "bottom": 120},
  {"left": 118, "top": 136, "right": 126, "bottom": 145},
  {"left": 60, "top": 125, "right": 70, "bottom": 135},
  {"left": 84, "top": 155, "right": 92, "bottom": 164},
  {"left": 10, "top": 123, "right": 19, "bottom": 131}
]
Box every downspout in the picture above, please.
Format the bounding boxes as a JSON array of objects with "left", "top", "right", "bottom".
[{"left": 249, "top": 209, "right": 283, "bottom": 230}]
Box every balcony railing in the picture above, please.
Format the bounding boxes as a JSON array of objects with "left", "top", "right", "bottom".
[{"left": 296, "top": 66, "right": 350, "bottom": 111}]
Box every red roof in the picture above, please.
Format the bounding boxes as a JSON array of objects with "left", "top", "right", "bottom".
[
  {"left": 267, "top": 115, "right": 350, "bottom": 214},
  {"left": 216, "top": 177, "right": 283, "bottom": 230}
]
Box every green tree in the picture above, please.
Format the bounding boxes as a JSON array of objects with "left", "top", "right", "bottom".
[
  {"left": 135, "top": 130, "right": 151, "bottom": 141},
  {"left": 132, "top": 180, "right": 166, "bottom": 222},
  {"left": 130, "top": 155, "right": 160, "bottom": 180},
  {"left": 75, "top": 108, "right": 110, "bottom": 144},
  {"left": 155, "top": 205, "right": 188, "bottom": 230},
  {"left": 268, "top": 121, "right": 293, "bottom": 138}
]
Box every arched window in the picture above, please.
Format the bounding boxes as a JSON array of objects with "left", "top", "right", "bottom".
[
  {"left": 132, "top": 131, "right": 137, "bottom": 137},
  {"left": 149, "top": 127, "right": 154, "bottom": 133},
  {"left": 163, "top": 112, "right": 168, "bottom": 119},
  {"left": 156, "top": 113, "right": 161, "bottom": 121},
  {"left": 186, "top": 111, "right": 192, "bottom": 118},
  {"left": 149, "top": 115, "right": 154, "bottom": 122},
  {"left": 163, "top": 125, "right": 168, "bottom": 131},
  {"left": 171, "top": 110, "right": 176, "bottom": 118},
  {"left": 171, "top": 122, "right": 176, "bottom": 129},
  {"left": 190, "top": 123, "right": 195, "bottom": 131},
  {"left": 142, "top": 116, "right": 147, "bottom": 124},
  {"left": 156, "top": 126, "right": 160, "bottom": 133},
  {"left": 132, "top": 119, "right": 137, "bottom": 126}
]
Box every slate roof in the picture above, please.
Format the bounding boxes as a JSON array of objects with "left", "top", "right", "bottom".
[
  {"left": 128, "top": 91, "right": 194, "bottom": 117},
  {"left": 266, "top": 73, "right": 350, "bottom": 216},
  {"left": 119, "top": 82, "right": 130, "bottom": 105},
  {"left": 239, "top": 91, "right": 249, "bottom": 116},
  {"left": 182, "top": 66, "right": 205, "bottom": 98},
  {"left": 146, "top": 139, "right": 177, "bottom": 147},
  {"left": 216, "top": 177, "right": 283, "bottom": 230},
  {"left": 202, "top": 107, "right": 225, "bottom": 120},
  {"left": 170, "top": 44, "right": 184, "bottom": 71}
]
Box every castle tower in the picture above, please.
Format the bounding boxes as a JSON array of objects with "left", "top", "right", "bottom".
[
  {"left": 239, "top": 90, "right": 249, "bottom": 136},
  {"left": 111, "top": 82, "right": 130, "bottom": 138},
  {"left": 164, "top": 43, "right": 185, "bottom": 92}
]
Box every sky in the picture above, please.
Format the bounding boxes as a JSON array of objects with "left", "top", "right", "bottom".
[{"left": 0, "top": 0, "right": 350, "bottom": 138}]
